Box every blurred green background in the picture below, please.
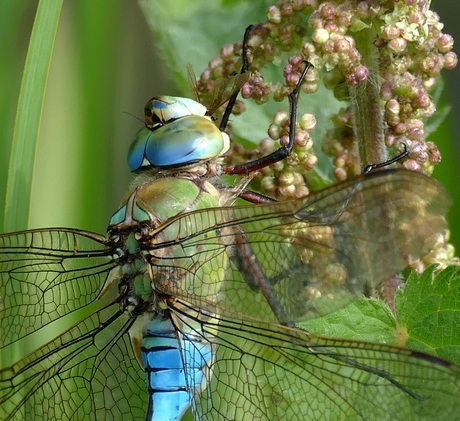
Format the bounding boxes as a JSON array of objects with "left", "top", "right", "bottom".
[
  {"left": 0, "top": 1, "right": 170, "bottom": 234},
  {"left": 1, "top": 0, "right": 458, "bottom": 251}
]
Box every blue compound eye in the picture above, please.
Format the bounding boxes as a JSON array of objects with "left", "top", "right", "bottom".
[
  {"left": 144, "top": 96, "right": 207, "bottom": 128},
  {"left": 128, "top": 95, "right": 229, "bottom": 171},
  {"left": 128, "top": 115, "right": 229, "bottom": 171}
]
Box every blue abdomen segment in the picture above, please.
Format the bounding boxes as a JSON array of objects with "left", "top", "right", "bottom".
[{"left": 142, "top": 314, "right": 213, "bottom": 421}]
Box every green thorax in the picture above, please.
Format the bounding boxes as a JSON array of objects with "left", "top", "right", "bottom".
[{"left": 107, "top": 176, "right": 227, "bottom": 309}]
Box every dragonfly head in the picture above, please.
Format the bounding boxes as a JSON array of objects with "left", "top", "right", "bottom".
[{"left": 128, "top": 96, "right": 230, "bottom": 172}]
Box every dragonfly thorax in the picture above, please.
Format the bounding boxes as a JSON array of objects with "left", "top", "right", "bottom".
[{"left": 106, "top": 176, "right": 225, "bottom": 306}]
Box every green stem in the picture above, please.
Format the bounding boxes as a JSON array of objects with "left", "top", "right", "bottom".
[{"left": 351, "top": 27, "right": 386, "bottom": 169}]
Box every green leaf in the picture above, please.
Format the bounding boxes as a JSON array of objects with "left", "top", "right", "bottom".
[
  {"left": 395, "top": 265, "right": 460, "bottom": 364},
  {"left": 425, "top": 77, "right": 451, "bottom": 136},
  {"left": 139, "top": 0, "right": 273, "bottom": 93},
  {"left": 299, "top": 266, "right": 460, "bottom": 367},
  {"left": 3, "top": 0, "right": 63, "bottom": 232},
  {"left": 299, "top": 297, "right": 397, "bottom": 344}
]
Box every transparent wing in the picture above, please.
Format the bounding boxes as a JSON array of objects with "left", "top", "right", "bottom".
[
  {"left": 0, "top": 229, "right": 110, "bottom": 345},
  {"left": 0, "top": 229, "right": 147, "bottom": 420},
  {"left": 205, "top": 72, "right": 250, "bottom": 115},
  {"left": 187, "top": 63, "right": 250, "bottom": 115},
  {"left": 152, "top": 168, "right": 457, "bottom": 419},
  {"left": 151, "top": 169, "right": 450, "bottom": 323},
  {"left": 171, "top": 300, "right": 460, "bottom": 420}
]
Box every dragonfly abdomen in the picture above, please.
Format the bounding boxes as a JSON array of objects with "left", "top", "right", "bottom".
[{"left": 142, "top": 313, "right": 213, "bottom": 421}]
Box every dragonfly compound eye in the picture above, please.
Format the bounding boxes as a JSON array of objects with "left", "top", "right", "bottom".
[
  {"left": 144, "top": 96, "right": 207, "bottom": 128},
  {"left": 129, "top": 97, "right": 230, "bottom": 172}
]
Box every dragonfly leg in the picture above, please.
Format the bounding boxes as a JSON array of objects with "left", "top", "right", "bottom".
[
  {"left": 362, "top": 143, "right": 408, "bottom": 174},
  {"left": 218, "top": 25, "right": 253, "bottom": 132},
  {"left": 223, "top": 60, "right": 312, "bottom": 175},
  {"left": 229, "top": 223, "right": 295, "bottom": 327},
  {"left": 238, "top": 188, "right": 276, "bottom": 204}
]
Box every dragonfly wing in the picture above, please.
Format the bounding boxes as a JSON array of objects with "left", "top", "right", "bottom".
[
  {"left": 1, "top": 305, "right": 148, "bottom": 420},
  {"left": 188, "top": 62, "right": 250, "bottom": 116},
  {"left": 158, "top": 169, "right": 449, "bottom": 323},
  {"left": 171, "top": 301, "right": 460, "bottom": 421},
  {"left": 0, "top": 229, "right": 147, "bottom": 420},
  {"left": 0, "top": 229, "right": 112, "bottom": 344},
  {"left": 231, "top": 168, "right": 449, "bottom": 303}
]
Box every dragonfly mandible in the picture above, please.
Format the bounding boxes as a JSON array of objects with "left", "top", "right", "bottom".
[{"left": 1, "top": 25, "right": 459, "bottom": 421}]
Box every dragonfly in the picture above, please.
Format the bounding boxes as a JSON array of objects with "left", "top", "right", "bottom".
[{"left": 1, "top": 25, "right": 459, "bottom": 421}]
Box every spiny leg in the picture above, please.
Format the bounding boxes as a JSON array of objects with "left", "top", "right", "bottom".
[
  {"left": 224, "top": 60, "right": 312, "bottom": 175},
  {"left": 218, "top": 24, "right": 253, "bottom": 132}
]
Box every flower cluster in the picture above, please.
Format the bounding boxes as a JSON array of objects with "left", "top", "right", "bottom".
[
  {"left": 377, "top": 2, "right": 457, "bottom": 173},
  {"left": 197, "top": 0, "right": 456, "bottom": 184},
  {"left": 259, "top": 108, "right": 318, "bottom": 199},
  {"left": 195, "top": 0, "right": 457, "bottom": 268}
]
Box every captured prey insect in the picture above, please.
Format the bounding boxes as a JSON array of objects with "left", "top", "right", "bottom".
[{"left": 1, "top": 25, "right": 459, "bottom": 421}]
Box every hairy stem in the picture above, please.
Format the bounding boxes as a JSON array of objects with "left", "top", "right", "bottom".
[{"left": 351, "top": 27, "right": 386, "bottom": 169}]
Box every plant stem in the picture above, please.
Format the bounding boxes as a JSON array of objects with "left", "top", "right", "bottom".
[{"left": 351, "top": 27, "right": 386, "bottom": 169}]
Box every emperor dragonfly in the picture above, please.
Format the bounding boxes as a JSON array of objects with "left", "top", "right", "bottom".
[{"left": 1, "top": 25, "right": 459, "bottom": 421}]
